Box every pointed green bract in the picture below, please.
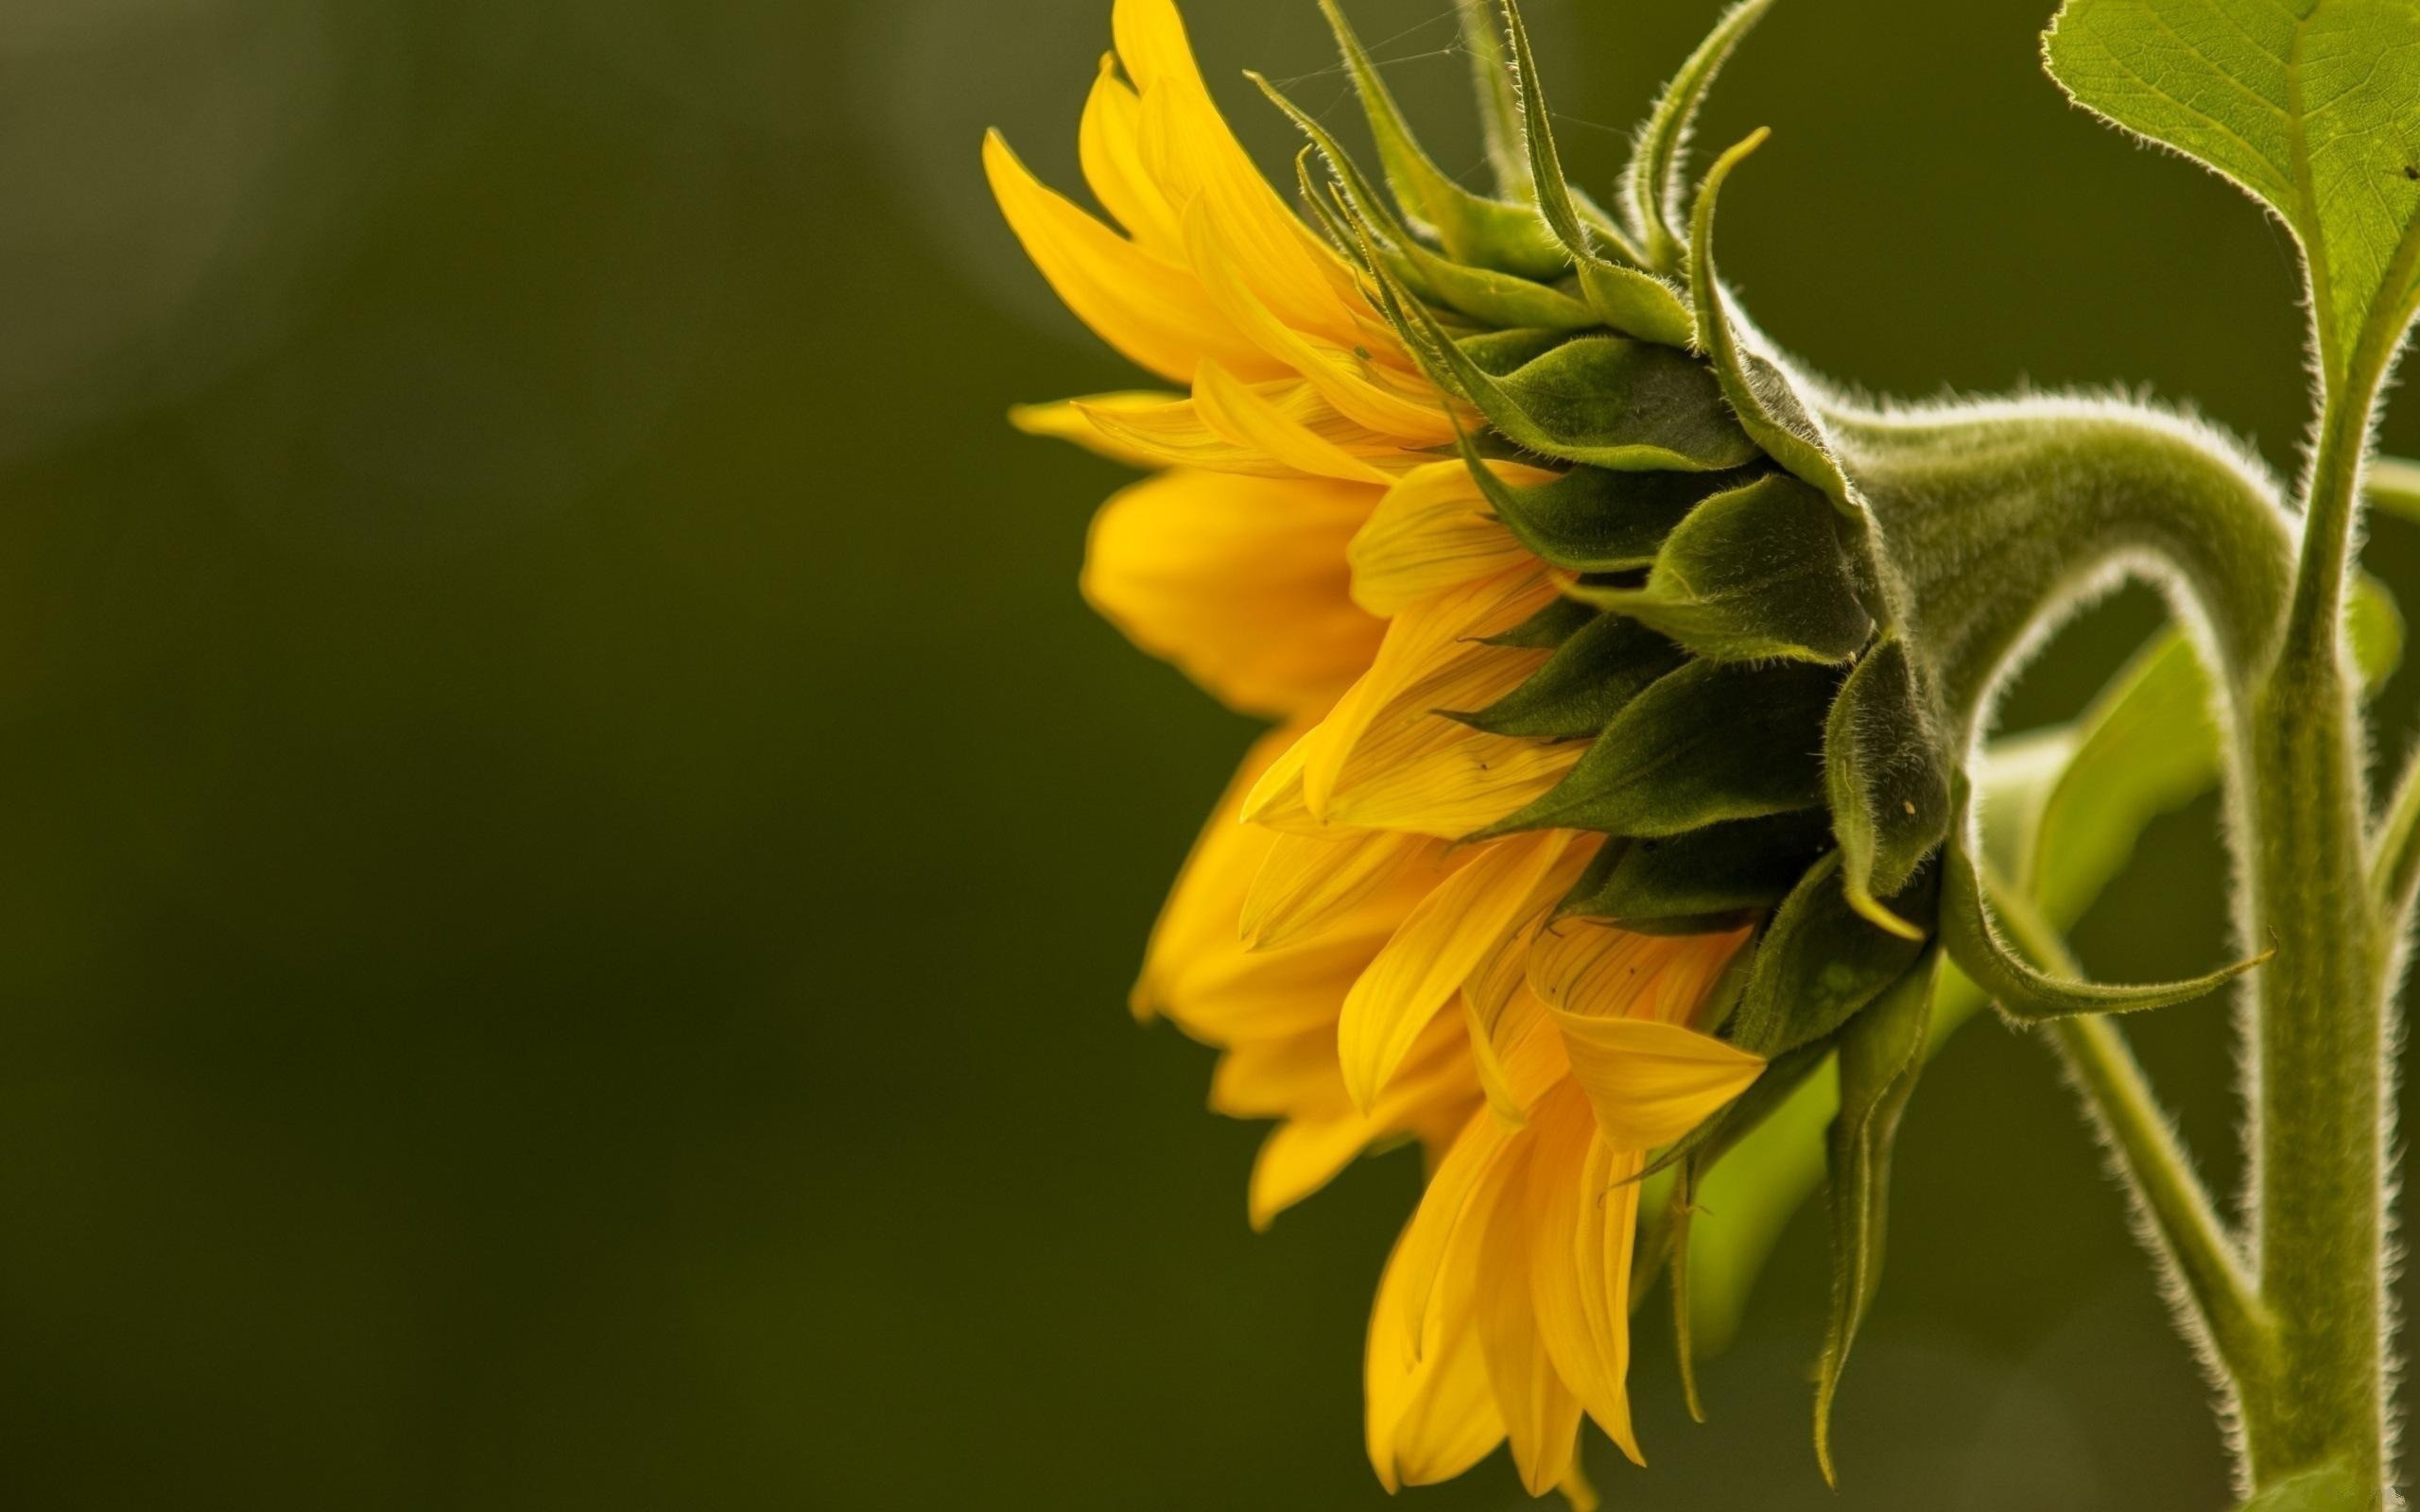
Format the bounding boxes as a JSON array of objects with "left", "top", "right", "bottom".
[
  {"left": 1457, "top": 0, "right": 1530, "bottom": 198},
  {"left": 1814, "top": 950, "right": 1939, "bottom": 1486},
  {"left": 1726, "top": 852, "right": 1934, "bottom": 1058},
  {"left": 1629, "top": 0, "right": 1780, "bottom": 272},
  {"left": 1825, "top": 636, "right": 1953, "bottom": 936},
  {"left": 1499, "top": 0, "right": 1697, "bottom": 342},
  {"left": 1484, "top": 595, "right": 1597, "bottom": 648},
  {"left": 1459, "top": 435, "right": 1766, "bottom": 570},
  {"left": 1257, "top": 76, "right": 1600, "bottom": 333},
  {"left": 1689, "top": 130, "right": 1859, "bottom": 514},
  {"left": 1455, "top": 610, "right": 1685, "bottom": 738},
  {"left": 1318, "top": 0, "right": 1568, "bottom": 278},
  {"left": 1574, "top": 473, "right": 1873, "bottom": 662},
  {"left": 1473, "top": 659, "right": 1835, "bottom": 839},
  {"left": 1421, "top": 326, "right": 1763, "bottom": 471},
  {"left": 2043, "top": 0, "right": 2420, "bottom": 385},
  {"left": 1560, "top": 809, "right": 1834, "bottom": 928},
  {"left": 1942, "top": 781, "right": 2270, "bottom": 1022}
]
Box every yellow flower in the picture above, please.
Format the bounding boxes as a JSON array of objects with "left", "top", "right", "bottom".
[{"left": 991, "top": 1, "right": 1773, "bottom": 1499}]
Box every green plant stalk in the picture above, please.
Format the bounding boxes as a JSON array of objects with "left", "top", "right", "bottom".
[{"left": 2238, "top": 348, "right": 2402, "bottom": 1500}]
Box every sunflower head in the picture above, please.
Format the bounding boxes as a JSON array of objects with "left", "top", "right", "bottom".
[{"left": 1272, "top": 0, "right": 1954, "bottom": 1117}]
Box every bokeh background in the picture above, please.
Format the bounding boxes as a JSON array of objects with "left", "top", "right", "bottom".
[{"left": 3, "top": 0, "right": 2417, "bottom": 1506}]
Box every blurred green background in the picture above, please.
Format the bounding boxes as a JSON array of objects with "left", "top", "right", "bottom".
[{"left": 3, "top": 0, "right": 2416, "bottom": 1506}]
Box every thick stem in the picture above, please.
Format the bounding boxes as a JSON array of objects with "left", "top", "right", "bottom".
[{"left": 2239, "top": 366, "right": 2398, "bottom": 1499}]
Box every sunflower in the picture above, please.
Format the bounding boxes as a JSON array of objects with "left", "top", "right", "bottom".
[{"left": 989, "top": 0, "right": 1948, "bottom": 1500}]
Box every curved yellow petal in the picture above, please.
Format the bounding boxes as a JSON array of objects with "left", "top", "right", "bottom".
[
  {"left": 1350, "top": 460, "right": 1550, "bottom": 616},
  {"left": 1475, "top": 1135, "right": 1583, "bottom": 1496},
  {"left": 1240, "top": 826, "right": 1440, "bottom": 952},
  {"left": 1079, "top": 54, "right": 1181, "bottom": 253},
  {"left": 1194, "top": 360, "right": 1400, "bottom": 484},
  {"left": 1548, "top": 1011, "right": 1765, "bottom": 1152},
  {"left": 1010, "top": 392, "right": 1189, "bottom": 470},
  {"left": 1340, "top": 830, "right": 1574, "bottom": 1109},
  {"left": 1525, "top": 1083, "right": 1647, "bottom": 1463},
  {"left": 1083, "top": 469, "right": 1383, "bottom": 717},
  {"left": 984, "top": 130, "right": 1279, "bottom": 385},
  {"left": 1305, "top": 565, "right": 1555, "bottom": 818}
]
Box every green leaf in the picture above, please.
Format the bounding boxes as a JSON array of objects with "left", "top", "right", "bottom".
[
  {"left": 1471, "top": 660, "right": 1836, "bottom": 839},
  {"left": 1688, "top": 130, "right": 1860, "bottom": 513},
  {"left": 1943, "top": 780, "right": 2271, "bottom": 1022},
  {"left": 1575, "top": 473, "right": 1875, "bottom": 662},
  {"left": 1318, "top": 0, "right": 1569, "bottom": 279},
  {"left": 1815, "top": 950, "right": 1940, "bottom": 1486},
  {"left": 1453, "top": 610, "right": 1686, "bottom": 738},
  {"left": 1826, "top": 636, "right": 1954, "bottom": 937},
  {"left": 1256, "top": 77, "right": 1600, "bottom": 333},
  {"left": 1499, "top": 0, "right": 1698, "bottom": 343},
  {"left": 1559, "top": 810, "right": 1835, "bottom": 928},
  {"left": 2043, "top": 0, "right": 2420, "bottom": 384},
  {"left": 1457, "top": 434, "right": 1768, "bottom": 571},
  {"left": 1726, "top": 851, "right": 1936, "bottom": 1059},
  {"left": 1628, "top": 0, "right": 1779, "bottom": 271}
]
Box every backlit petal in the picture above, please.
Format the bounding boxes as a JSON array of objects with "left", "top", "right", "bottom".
[{"left": 1550, "top": 1011, "right": 1766, "bottom": 1151}]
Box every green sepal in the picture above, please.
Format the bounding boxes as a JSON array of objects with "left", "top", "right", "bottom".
[
  {"left": 1668, "top": 1163, "right": 1708, "bottom": 1420},
  {"left": 1470, "top": 660, "right": 1836, "bottom": 840},
  {"left": 1482, "top": 596, "right": 1597, "bottom": 649},
  {"left": 1457, "top": 433, "right": 1766, "bottom": 571},
  {"left": 1453, "top": 611, "right": 1685, "bottom": 739},
  {"left": 1726, "top": 852, "right": 1936, "bottom": 1059},
  {"left": 1317, "top": 0, "right": 1568, "bottom": 279},
  {"left": 1256, "top": 77, "right": 1599, "bottom": 333},
  {"left": 1499, "top": 0, "right": 1695, "bottom": 343},
  {"left": 1415, "top": 321, "right": 1762, "bottom": 472},
  {"left": 1814, "top": 949, "right": 1940, "bottom": 1487},
  {"left": 1559, "top": 809, "right": 1836, "bottom": 929},
  {"left": 1455, "top": 0, "right": 1530, "bottom": 199},
  {"left": 1627, "top": 0, "right": 1778, "bottom": 272},
  {"left": 1825, "top": 635, "right": 1954, "bottom": 938},
  {"left": 1573, "top": 473, "right": 1874, "bottom": 662},
  {"left": 1688, "top": 130, "right": 1859, "bottom": 515},
  {"left": 1456, "top": 328, "right": 1570, "bottom": 376},
  {"left": 1942, "top": 778, "right": 2270, "bottom": 1022}
]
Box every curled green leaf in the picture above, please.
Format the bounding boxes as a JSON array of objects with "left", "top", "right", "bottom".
[{"left": 1628, "top": 0, "right": 1779, "bottom": 272}]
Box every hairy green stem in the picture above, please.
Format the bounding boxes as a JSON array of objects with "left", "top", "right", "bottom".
[{"left": 2238, "top": 352, "right": 2400, "bottom": 1499}]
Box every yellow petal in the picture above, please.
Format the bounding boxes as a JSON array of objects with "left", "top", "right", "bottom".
[
  {"left": 1183, "top": 197, "right": 1455, "bottom": 441},
  {"left": 1475, "top": 1136, "right": 1583, "bottom": 1496},
  {"left": 1079, "top": 55, "right": 1181, "bottom": 253},
  {"left": 1305, "top": 566, "right": 1554, "bottom": 818},
  {"left": 1250, "top": 1114, "right": 1373, "bottom": 1232},
  {"left": 1193, "top": 360, "right": 1401, "bottom": 484},
  {"left": 1240, "top": 827, "right": 1439, "bottom": 952},
  {"left": 1340, "top": 830, "right": 1575, "bottom": 1109},
  {"left": 1349, "top": 460, "right": 1552, "bottom": 616},
  {"left": 1366, "top": 1193, "right": 1507, "bottom": 1492},
  {"left": 1525, "top": 1083, "right": 1646, "bottom": 1462},
  {"left": 1239, "top": 1013, "right": 1478, "bottom": 1229},
  {"left": 1083, "top": 469, "right": 1383, "bottom": 717},
  {"left": 1009, "top": 393, "right": 1192, "bottom": 470},
  {"left": 1133, "top": 728, "right": 1297, "bottom": 1021},
  {"left": 1549, "top": 1011, "right": 1766, "bottom": 1152},
  {"left": 984, "top": 130, "right": 1279, "bottom": 385}
]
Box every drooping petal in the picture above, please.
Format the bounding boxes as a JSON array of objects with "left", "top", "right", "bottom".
[
  {"left": 1525, "top": 1083, "right": 1646, "bottom": 1463},
  {"left": 1340, "top": 830, "right": 1575, "bottom": 1109},
  {"left": 1083, "top": 469, "right": 1384, "bottom": 717},
  {"left": 1550, "top": 1011, "right": 1765, "bottom": 1151},
  {"left": 1367, "top": 1190, "right": 1508, "bottom": 1492},
  {"left": 1010, "top": 392, "right": 1192, "bottom": 470},
  {"left": 1475, "top": 1134, "right": 1583, "bottom": 1495},
  {"left": 1193, "top": 360, "right": 1400, "bottom": 484}
]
